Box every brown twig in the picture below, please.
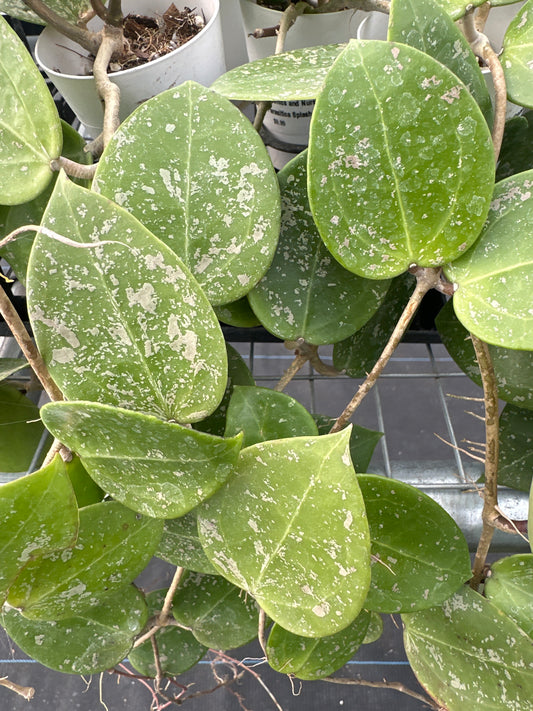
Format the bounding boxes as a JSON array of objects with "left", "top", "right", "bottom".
[
  {"left": 323, "top": 676, "right": 443, "bottom": 709},
  {"left": 50, "top": 156, "right": 96, "bottom": 180},
  {"left": 92, "top": 25, "right": 123, "bottom": 146},
  {"left": 133, "top": 567, "right": 185, "bottom": 649},
  {"left": 90, "top": 0, "right": 109, "bottom": 23},
  {"left": 0, "top": 677, "right": 35, "bottom": 701},
  {"left": 258, "top": 608, "right": 268, "bottom": 655},
  {"left": 22, "top": 0, "right": 101, "bottom": 55}
]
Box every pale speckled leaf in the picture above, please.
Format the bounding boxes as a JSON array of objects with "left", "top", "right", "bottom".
[
  {"left": 0, "top": 357, "right": 27, "bottom": 380},
  {"left": 495, "top": 405, "right": 533, "bottom": 492},
  {"left": 211, "top": 45, "right": 345, "bottom": 101},
  {"left": 434, "top": 0, "right": 486, "bottom": 18},
  {"left": 0, "top": 0, "right": 90, "bottom": 25},
  {"left": 172, "top": 572, "right": 260, "bottom": 649},
  {"left": 0, "top": 383, "right": 45, "bottom": 472},
  {"left": 94, "top": 81, "right": 280, "bottom": 305},
  {"left": 436, "top": 299, "right": 533, "bottom": 410},
  {"left": 501, "top": 0, "right": 533, "bottom": 108},
  {"left": 248, "top": 151, "right": 390, "bottom": 344},
  {"left": 313, "top": 415, "right": 382, "bottom": 474},
  {"left": 128, "top": 589, "right": 206, "bottom": 677},
  {"left": 0, "top": 456, "right": 78, "bottom": 605},
  {"left": 444, "top": 170, "right": 533, "bottom": 350},
  {"left": 308, "top": 40, "right": 494, "bottom": 279},
  {"left": 40, "top": 401, "right": 243, "bottom": 519},
  {"left": 27, "top": 173, "right": 227, "bottom": 423},
  {"left": 403, "top": 587, "right": 533, "bottom": 711},
  {"left": 2, "top": 585, "right": 147, "bottom": 674},
  {"left": 266, "top": 612, "right": 370, "bottom": 680},
  {"left": 359, "top": 475, "right": 471, "bottom": 613},
  {"left": 485, "top": 554, "right": 533, "bottom": 637},
  {"left": 156, "top": 512, "right": 218, "bottom": 574},
  {"left": 197, "top": 428, "right": 371, "bottom": 638},
  {"left": 6, "top": 501, "right": 163, "bottom": 620},
  {"left": 388, "top": 0, "right": 493, "bottom": 126},
  {"left": 0, "top": 16, "right": 62, "bottom": 205},
  {"left": 224, "top": 385, "right": 318, "bottom": 448}
]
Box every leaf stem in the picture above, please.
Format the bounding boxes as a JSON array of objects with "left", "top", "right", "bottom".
[
  {"left": 323, "top": 676, "right": 443, "bottom": 710},
  {"left": 161, "top": 566, "right": 184, "bottom": 619},
  {"left": 0, "top": 677, "right": 35, "bottom": 701},
  {"left": 22, "top": 0, "right": 101, "bottom": 55},
  {"left": 50, "top": 156, "right": 96, "bottom": 180},
  {"left": 92, "top": 25, "right": 123, "bottom": 146}
]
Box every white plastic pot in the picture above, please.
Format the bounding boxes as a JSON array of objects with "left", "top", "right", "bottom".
[
  {"left": 240, "top": 0, "right": 362, "bottom": 146},
  {"left": 35, "top": 0, "right": 225, "bottom": 137}
]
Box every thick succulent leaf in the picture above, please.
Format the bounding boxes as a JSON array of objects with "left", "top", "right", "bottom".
[
  {"left": 436, "top": 299, "right": 533, "bottom": 410},
  {"left": 313, "top": 415, "right": 382, "bottom": 473},
  {"left": 214, "top": 297, "right": 261, "bottom": 328},
  {"left": 496, "top": 111, "right": 533, "bottom": 181},
  {"left": 0, "top": 357, "right": 27, "bottom": 380},
  {"left": 211, "top": 44, "right": 345, "bottom": 101},
  {"left": 388, "top": 0, "right": 493, "bottom": 125},
  {"left": 485, "top": 554, "right": 533, "bottom": 637},
  {"left": 0, "top": 0, "right": 90, "bottom": 24},
  {"left": 197, "top": 429, "right": 371, "bottom": 638},
  {"left": 530, "top": 481, "right": 533, "bottom": 553},
  {"left": 0, "top": 16, "right": 62, "bottom": 205},
  {"left": 266, "top": 611, "right": 370, "bottom": 680},
  {"left": 27, "top": 173, "right": 227, "bottom": 423},
  {"left": 444, "top": 170, "right": 533, "bottom": 349},
  {"left": 496, "top": 405, "right": 533, "bottom": 492},
  {"left": 156, "top": 512, "right": 218, "bottom": 574},
  {"left": 333, "top": 273, "right": 415, "bottom": 377},
  {"left": 94, "top": 81, "right": 280, "bottom": 305},
  {"left": 0, "top": 383, "right": 45, "bottom": 472},
  {"left": 359, "top": 475, "right": 471, "bottom": 613},
  {"left": 6, "top": 501, "right": 163, "bottom": 620},
  {"left": 308, "top": 40, "right": 494, "bottom": 279},
  {"left": 41, "top": 401, "right": 243, "bottom": 519},
  {"left": 403, "top": 587, "right": 533, "bottom": 711},
  {"left": 65, "top": 456, "right": 104, "bottom": 508},
  {"left": 362, "top": 611, "right": 384, "bottom": 644},
  {"left": 248, "top": 151, "right": 391, "bottom": 345},
  {"left": 501, "top": 0, "right": 533, "bottom": 108},
  {"left": 2, "top": 585, "right": 147, "bottom": 674},
  {"left": 172, "top": 572, "right": 260, "bottom": 649},
  {"left": 224, "top": 385, "right": 318, "bottom": 448},
  {"left": 0, "top": 456, "right": 78, "bottom": 604},
  {"left": 128, "top": 588, "right": 206, "bottom": 677}
]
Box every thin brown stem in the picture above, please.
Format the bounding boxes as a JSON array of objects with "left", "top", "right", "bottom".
[
  {"left": 106, "top": 0, "right": 124, "bottom": 27},
  {"left": 323, "top": 676, "right": 442, "bottom": 710},
  {"left": 254, "top": 101, "right": 272, "bottom": 132},
  {"left": 274, "top": 353, "right": 308, "bottom": 392},
  {"left": 0, "top": 677, "right": 35, "bottom": 701},
  {"left": 93, "top": 25, "right": 123, "bottom": 146},
  {"left": 258, "top": 608, "right": 268, "bottom": 655},
  {"left": 22, "top": 0, "right": 101, "bottom": 55},
  {"left": 50, "top": 156, "right": 96, "bottom": 180},
  {"left": 42, "top": 438, "right": 72, "bottom": 467},
  {"left": 161, "top": 566, "right": 184, "bottom": 619},
  {"left": 330, "top": 267, "right": 442, "bottom": 433},
  {"left": 90, "top": 0, "right": 109, "bottom": 22}
]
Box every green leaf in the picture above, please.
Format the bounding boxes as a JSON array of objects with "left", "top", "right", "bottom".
[
  {"left": 0, "top": 0, "right": 91, "bottom": 25},
  {"left": 172, "top": 572, "right": 260, "bottom": 649},
  {"left": 27, "top": 173, "right": 227, "bottom": 423},
  {"left": 359, "top": 474, "right": 471, "bottom": 613},
  {"left": 6, "top": 501, "right": 163, "bottom": 620},
  {"left": 388, "top": 0, "right": 493, "bottom": 126},
  {"left": 485, "top": 554, "right": 533, "bottom": 637},
  {"left": 433, "top": 0, "right": 486, "bottom": 19},
  {"left": 313, "top": 415, "right": 382, "bottom": 473},
  {"left": 2, "top": 584, "right": 146, "bottom": 674},
  {"left": 496, "top": 111, "right": 533, "bottom": 181},
  {"left": 248, "top": 151, "right": 391, "bottom": 344},
  {"left": 0, "top": 16, "right": 62, "bottom": 205},
  {"left": 197, "top": 429, "right": 371, "bottom": 638},
  {"left": 224, "top": 385, "right": 318, "bottom": 448},
  {"left": 65, "top": 456, "right": 104, "bottom": 508},
  {"left": 530, "top": 481, "right": 533, "bottom": 553},
  {"left": 128, "top": 588, "right": 206, "bottom": 677},
  {"left": 308, "top": 40, "right": 494, "bottom": 279},
  {"left": 0, "top": 383, "right": 45, "bottom": 472},
  {"left": 94, "top": 82, "right": 280, "bottom": 305},
  {"left": 436, "top": 299, "right": 533, "bottom": 410},
  {"left": 496, "top": 405, "right": 533, "bottom": 492},
  {"left": 0, "top": 357, "right": 27, "bottom": 380},
  {"left": 0, "top": 456, "right": 78, "bottom": 604},
  {"left": 211, "top": 44, "right": 346, "bottom": 101},
  {"left": 362, "top": 611, "right": 383, "bottom": 644},
  {"left": 156, "top": 512, "right": 218, "bottom": 574},
  {"left": 501, "top": 0, "right": 533, "bottom": 108},
  {"left": 266, "top": 611, "right": 370, "bottom": 680},
  {"left": 214, "top": 297, "right": 261, "bottom": 328},
  {"left": 41, "top": 401, "right": 243, "bottom": 519},
  {"left": 403, "top": 587, "right": 533, "bottom": 710},
  {"left": 444, "top": 170, "right": 533, "bottom": 349}
]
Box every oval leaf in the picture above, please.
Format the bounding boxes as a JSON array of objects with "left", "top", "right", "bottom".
[
  {"left": 485, "top": 554, "right": 533, "bottom": 637},
  {"left": 0, "top": 16, "right": 62, "bottom": 205},
  {"left": 445, "top": 170, "right": 533, "bottom": 349},
  {"left": 308, "top": 40, "right": 494, "bottom": 279},
  {"left": 359, "top": 474, "right": 471, "bottom": 613},
  {"left": 27, "top": 173, "right": 227, "bottom": 423},
  {"left": 94, "top": 81, "right": 280, "bottom": 305},
  {"left": 156, "top": 512, "right": 218, "bottom": 574},
  {"left": 214, "top": 297, "right": 261, "bottom": 328},
  {"left": 41, "top": 401, "right": 243, "bottom": 519},
  {"left": 0, "top": 357, "right": 27, "bottom": 381},
  {"left": 501, "top": 0, "right": 533, "bottom": 108},
  {"left": 197, "top": 428, "right": 371, "bottom": 638},
  {"left": 248, "top": 151, "right": 390, "bottom": 344},
  {"left": 0, "top": 383, "right": 45, "bottom": 472},
  {"left": 65, "top": 456, "right": 105, "bottom": 508}
]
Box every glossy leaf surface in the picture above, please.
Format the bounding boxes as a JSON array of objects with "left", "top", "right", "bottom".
[
  {"left": 0, "top": 0, "right": 90, "bottom": 24},
  {"left": 214, "top": 297, "right": 261, "bottom": 328},
  {"left": 359, "top": 475, "right": 471, "bottom": 613},
  {"left": 248, "top": 151, "right": 390, "bottom": 344},
  {"left": 403, "top": 587, "right": 533, "bottom": 710},
  {"left": 266, "top": 611, "right": 370, "bottom": 680},
  {"left": 0, "top": 357, "right": 27, "bottom": 380},
  {"left": 65, "top": 456, "right": 104, "bottom": 508},
  {"left": 224, "top": 385, "right": 318, "bottom": 448},
  {"left": 41, "top": 401, "right": 242, "bottom": 519},
  {"left": 0, "top": 16, "right": 62, "bottom": 205},
  {"left": 485, "top": 554, "right": 533, "bottom": 637},
  {"left": 0, "top": 383, "right": 44, "bottom": 472},
  {"left": 496, "top": 405, "right": 533, "bottom": 492},
  {"left": 0, "top": 456, "right": 78, "bottom": 604},
  {"left": 156, "top": 512, "right": 218, "bottom": 574},
  {"left": 94, "top": 82, "right": 280, "bottom": 305},
  {"left": 445, "top": 170, "right": 533, "bottom": 349},
  {"left": 7, "top": 501, "right": 163, "bottom": 620},
  {"left": 2, "top": 585, "right": 146, "bottom": 674},
  {"left": 313, "top": 416, "right": 382, "bottom": 473},
  {"left": 28, "top": 174, "right": 227, "bottom": 423},
  {"left": 172, "top": 572, "right": 259, "bottom": 649},
  {"left": 198, "top": 429, "right": 371, "bottom": 637},
  {"left": 501, "top": 0, "right": 533, "bottom": 108},
  {"left": 497, "top": 111, "right": 533, "bottom": 181},
  {"left": 308, "top": 41, "right": 494, "bottom": 279}
]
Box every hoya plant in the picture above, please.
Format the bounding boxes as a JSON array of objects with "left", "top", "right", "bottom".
[{"left": 0, "top": 0, "right": 532, "bottom": 708}]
